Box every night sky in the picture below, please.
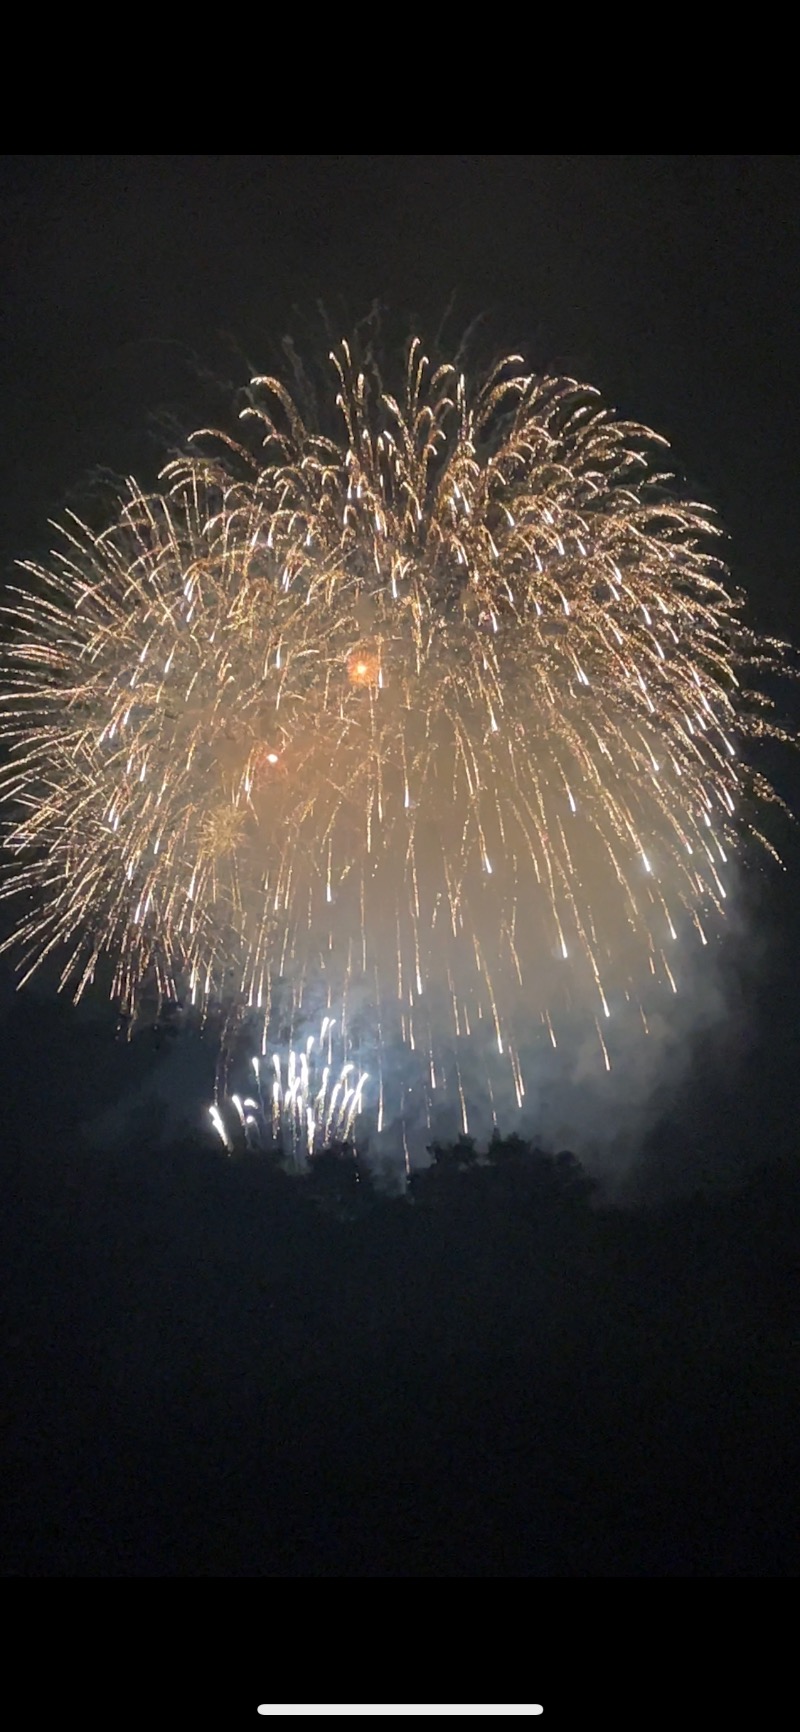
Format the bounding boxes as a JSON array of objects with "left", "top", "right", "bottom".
[{"left": 2, "top": 154, "right": 798, "bottom": 1673}]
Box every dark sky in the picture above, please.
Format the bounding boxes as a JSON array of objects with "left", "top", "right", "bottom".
[{"left": 2, "top": 153, "right": 799, "bottom": 1178}]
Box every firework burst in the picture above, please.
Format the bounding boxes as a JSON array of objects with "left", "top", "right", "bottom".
[
  {"left": 210, "top": 1014, "right": 368, "bottom": 1161},
  {"left": 0, "top": 337, "right": 793, "bottom": 1137}
]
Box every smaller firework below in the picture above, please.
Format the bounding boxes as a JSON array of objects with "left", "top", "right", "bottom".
[{"left": 209, "top": 1016, "right": 369, "bottom": 1162}]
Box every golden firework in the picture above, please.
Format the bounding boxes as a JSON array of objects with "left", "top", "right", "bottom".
[
  {"left": 347, "top": 642, "right": 381, "bottom": 687},
  {"left": 0, "top": 337, "right": 793, "bottom": 1128}
]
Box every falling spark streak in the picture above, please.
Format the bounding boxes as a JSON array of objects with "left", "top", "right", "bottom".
[
  {"left": 0, "top": 336, "right": 795, "bottom": 1134},
  {"left": 209, "top": 1104, "right": 232, "bottom": 1151}
]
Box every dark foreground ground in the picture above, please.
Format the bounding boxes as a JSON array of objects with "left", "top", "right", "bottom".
[{"left": 2, "top": 1128, "right": 798, "bottom": 1577}]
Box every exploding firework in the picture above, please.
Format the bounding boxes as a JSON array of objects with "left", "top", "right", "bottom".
[
  {"left": 0, "top": 336, "right": 793, "bottom": 1139},
  {"left": 209, "top": 1014, "right": 368, "bottom": 1160}
]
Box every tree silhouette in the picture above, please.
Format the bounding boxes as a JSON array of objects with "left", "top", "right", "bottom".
[{"left": 304, "top": 1140, "right": 375, "bottom": 1216}]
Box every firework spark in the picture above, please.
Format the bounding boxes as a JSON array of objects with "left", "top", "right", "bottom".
[
  {"left": 0, "top": 337, "right": 792, "bottom": 1136},
  {"left": 210, "top": 1015, "right": 368, "bottom": 1159}
]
